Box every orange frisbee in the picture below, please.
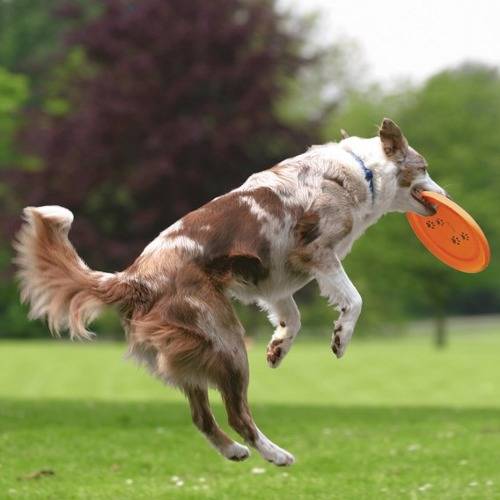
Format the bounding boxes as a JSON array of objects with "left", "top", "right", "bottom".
[{"left": 406, "top": 191, "right": 490, "bottom": 273}]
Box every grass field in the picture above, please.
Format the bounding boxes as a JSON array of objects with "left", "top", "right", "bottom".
[{"left": 1, "top": 332, "right": 500, "bottom": 499}]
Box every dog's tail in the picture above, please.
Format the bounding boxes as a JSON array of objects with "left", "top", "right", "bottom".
[{"left": 14, "top": 206, "right": 133, "bottom": 340}]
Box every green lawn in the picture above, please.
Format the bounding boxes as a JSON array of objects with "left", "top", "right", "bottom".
[{"left": 1, "top": 333, "right": 500, "bottom": 499}]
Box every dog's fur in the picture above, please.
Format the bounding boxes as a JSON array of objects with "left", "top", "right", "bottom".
[{"left": 14, "top": 118, "right": 446, "bottom": 465}]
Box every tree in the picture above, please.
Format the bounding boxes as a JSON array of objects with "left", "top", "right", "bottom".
[{"left": 10, "top": 0, "right": 316, "bottom": 270}]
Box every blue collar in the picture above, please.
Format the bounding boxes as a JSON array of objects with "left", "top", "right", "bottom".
[{"left": 348, "top": 151, "right": 374, "bottom": 200}]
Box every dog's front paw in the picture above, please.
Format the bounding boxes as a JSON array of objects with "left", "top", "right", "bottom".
[
  {"left": 331, "top": 323, "right": 351, "bottom": 359},
  {"left": 266, "top": 338, "right": 284, "bottom": 368},
  {"left": 266, "top": 338, "right": 291, "bottom": 368}
]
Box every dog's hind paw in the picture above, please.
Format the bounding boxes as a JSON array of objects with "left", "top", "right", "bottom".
[
  {"left": 266, "top": 448, "right": 295, "bottom": 466},
  {"left": 258, "top": 442, "right": 295, "bottom": 466},
  {"left": 222, "top": 442, "right": 250, "bottom": 462}
]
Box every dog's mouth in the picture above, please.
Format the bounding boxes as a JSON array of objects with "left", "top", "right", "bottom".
[{"left": 411, "top": 189, "right": 437, "bottom": 215}]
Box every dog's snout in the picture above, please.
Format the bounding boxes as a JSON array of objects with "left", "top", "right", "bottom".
[{"left": 413, "top": 180, "right": 447, "bottom": 199}]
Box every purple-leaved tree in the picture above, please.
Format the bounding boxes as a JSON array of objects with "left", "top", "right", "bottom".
[{"left": 11, "top": 0, "right": 315, "bottom": 269}]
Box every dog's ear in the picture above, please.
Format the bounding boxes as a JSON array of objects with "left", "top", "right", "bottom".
[
  {"left": 340, "top": 129, "right": 349, "bottom": 139},
  {"left": 378, "top": 118, "right": 408, "bottom": 157}
]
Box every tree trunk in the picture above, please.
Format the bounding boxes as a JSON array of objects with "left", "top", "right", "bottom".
[{"left": 434, "top": 312, "right": 447, "bottom": 349}]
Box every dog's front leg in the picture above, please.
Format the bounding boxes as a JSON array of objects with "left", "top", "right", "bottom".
[
  {"left": 314, "top": 258, "right": 362, "bottom": 358},
  {"left": 261, "top": 297, "right": 301, "bottom": 368}
]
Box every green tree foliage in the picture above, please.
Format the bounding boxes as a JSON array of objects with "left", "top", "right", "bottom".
[
  {"left": 0, "top": 0, "right": 95, "bottom": 86},
  {"left": 0, "top": 67, "right": 29, "bottom": 167}
]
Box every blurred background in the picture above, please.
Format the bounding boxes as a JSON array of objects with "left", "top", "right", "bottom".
[{"left": 0, "top": 0, "right": 499, "bottom": 346}]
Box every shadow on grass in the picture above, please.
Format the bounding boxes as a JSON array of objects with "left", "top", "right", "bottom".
[{"left": 2, "top": 398, "right": 500, "bottom": 432}]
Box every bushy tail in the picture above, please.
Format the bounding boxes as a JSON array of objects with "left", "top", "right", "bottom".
[{"left": 13, "top": 206, "right": 129, "bottom": 340}]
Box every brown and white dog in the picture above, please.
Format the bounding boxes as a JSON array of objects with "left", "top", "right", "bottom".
[{"left": 14, "top": 118, "right": 446, "bottom": 466}]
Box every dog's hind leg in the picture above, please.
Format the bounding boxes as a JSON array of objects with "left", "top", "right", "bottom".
[
  {"left": 215, "top": 347, "right": 294, "bottom": 466},
  {"left": 260, "top": 297, "right": 301, "bottom": 368},
  {"left": 185, "top": 385, "right": 250, "bottom": 461},
  {"left": 130, "top": 321, "right": 251, "bottom": 462},
  {"left": 131, "top": 283, "right": 293, "bottom": 465}
]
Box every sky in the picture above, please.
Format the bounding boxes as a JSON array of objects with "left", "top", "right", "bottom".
[{"left": 279, "top": 0, "right": 499, "bottom": 86}]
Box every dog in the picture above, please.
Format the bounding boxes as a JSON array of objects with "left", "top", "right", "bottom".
[{"left": 14, "top": 118, "right": 446, "bottom": 466}]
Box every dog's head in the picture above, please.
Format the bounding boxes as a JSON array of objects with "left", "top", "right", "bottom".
[{"left": 378, "top": 118, "right": 446, "bottom": 216}]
